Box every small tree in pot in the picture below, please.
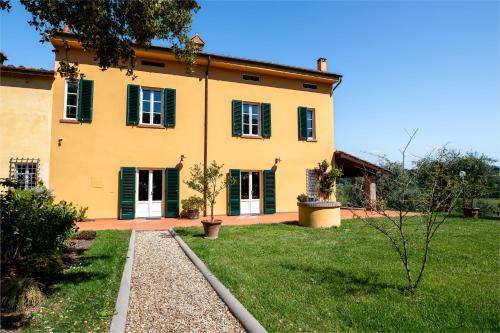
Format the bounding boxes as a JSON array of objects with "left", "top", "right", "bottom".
[
  {"left": 457, "top": 152, "right": 495, "bottom": 217},
  {"left": 184, "top": 161, "right": 234, "bottom": 239}
]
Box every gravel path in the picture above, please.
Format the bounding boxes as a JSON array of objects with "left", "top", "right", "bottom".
[{"left": 125, "top": 231, "right": 245, "bottom": 333}]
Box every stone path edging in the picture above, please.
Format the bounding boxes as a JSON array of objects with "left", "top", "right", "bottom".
[
  {"left": 169, "top": 229, "right": 268, "bottom": 333},
  {"left": 109, "top": 230, "right": 136, "bottom": 333}
]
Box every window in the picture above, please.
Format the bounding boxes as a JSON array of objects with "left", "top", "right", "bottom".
[
  {"left": 242, "top": 103, "right": 260, "bottom": 136},
  {"left": 306, "top": 169, "right": 317, "bottom": 200},
  {"left": 242, "top": 74, "right": 260, "bottom": 82},
  {"left": 9, "top": 158, "right": 39, "bottom": 189},
  {"left": 303, "top": 83, "right": 318, "bottom": 90},
  {"left": 64, "top": 80, "right": 79, "bottom": 119},
  {"left": 306, "top": 109, "right": 315, "bottom": 139},
  {"left": 141, "top": 60, "right": 165, "bottom": 68},
  {"left": 141, "top": 88, "right": 163, "bottom": 125}
]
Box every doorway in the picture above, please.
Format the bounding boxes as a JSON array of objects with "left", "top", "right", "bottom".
[
  {"left": 240, "top": 171, "right": 261, "bottom": 215},
  {"left": 136, "top": 169, "right": 163, "bottom": 218}
]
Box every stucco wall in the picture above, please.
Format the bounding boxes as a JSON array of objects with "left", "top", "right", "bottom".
[
  {"left": 0, "top": 75, "right": 53, "bottom": 185},
  {"left": 49, "top": 49, "right": 336, "bottom": 218}
]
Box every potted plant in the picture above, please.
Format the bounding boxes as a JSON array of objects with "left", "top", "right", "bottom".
[
  {"left": 184, "top": 161, "right": 234, "bottom": 239},
  {"left": 313, "top": 160, "right": 343, "bottom": 201},
  {"left": 458, "top": 153, "right": 494, "bottom": 218},
  {"left": 181, "top": 196, "right": 204, "bottom": 219},
  {"left": 297, "top": 160, "right": 343, "bottom": 228}
]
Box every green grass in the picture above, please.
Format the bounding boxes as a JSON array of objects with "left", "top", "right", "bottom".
[
  {"left": 176, "top": 218, "right": 500, "bottom": 332},
  {"left": 23, "top": 230, "right": 131, "bottom": 333}
]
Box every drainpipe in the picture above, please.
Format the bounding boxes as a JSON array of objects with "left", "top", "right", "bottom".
[
  {"left": 203, "top": 56, "right": 211, "bottom": 217},
  {"left": 331, "top": 76, "right": 342, "bottom": 95}
]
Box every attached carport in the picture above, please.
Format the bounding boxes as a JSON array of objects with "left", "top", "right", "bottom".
[{"left": 334, "top": 150, "right": 387, "bottom": 209}]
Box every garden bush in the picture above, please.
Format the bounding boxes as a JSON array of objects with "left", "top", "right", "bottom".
[
  {"left": 477, "top": 199, "right": 500, "bottom": 218},
  {"left": 0, "top": 277, "right": 45, "bottom": 312},
  {"left": 0, "top": 182, "right": 85, "bottom": 262},
  {"left": 20, "top": 254, "right": 64, "bottom": 279}
]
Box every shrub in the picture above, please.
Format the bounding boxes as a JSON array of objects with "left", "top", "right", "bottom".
[
  {"left": 71, "top": 230, "right": 97, "bottom": 240},
  {"left": 0, "top": 277, "right": 45, "bottom": 312},
  {"left": 0, "top": 184, "right": 82, "bottom": 262},
  {"left": 296, "top": 194, "right": 308, "bottom": 202},
  {"left": 75, "top": 207, "right": 89, "bottom": 222},
  {"left": 477, "top": 199, "right": 500, "bottom": 218},
  {"left": 313, "top": 160, "right": 342, "bottom": 201},
  {"left": 181, "top": 196, "right": 204, "bottom": 211},
  {"left": 20, "top": 254, "right": 64, "bottom": 278}
]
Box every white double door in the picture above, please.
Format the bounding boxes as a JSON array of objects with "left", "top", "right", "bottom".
[
  {"left": 136, "top": 169, "right": 163, "bottom": 218},
  {"left": 240, "top": 171, "right": 261, "bottom": 215}
]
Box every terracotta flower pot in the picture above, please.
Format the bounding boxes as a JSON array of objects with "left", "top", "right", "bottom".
[
  {"left": 201, "top": 219, "right": 222, "bottom": 239},
  {"left": 186, "top": 209, "right": 200, "bottom": 220},
  {"left": 464, "top": 207, "right": 480, "bottom": 218}
]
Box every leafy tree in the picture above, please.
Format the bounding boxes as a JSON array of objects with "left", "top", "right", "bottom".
[
  {"left": 456, "top": 152, "right": 496, "bottom": 208},
  {"left": 1, "top": 0, "right": 200, "bottom": 78}
]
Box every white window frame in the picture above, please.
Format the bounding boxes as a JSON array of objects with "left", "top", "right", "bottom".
[
  {"left": 140, "top": 87, "right": 163, "bottom": 125},
  {"left": 63, "top": 80, "right": 79, "bottom": 119},
  {"left": 306, "top": 108, "right": 315, "bottom": 140},
  {"left": 242, "top": 102, "right": 260, "bottom": 137}
]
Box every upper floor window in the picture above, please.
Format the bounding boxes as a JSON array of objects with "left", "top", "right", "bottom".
[
  {"left": 242, "top": 102, "right": 260, "bottom": 136},
  {"left": 141, "top": 88, "right": 163, "bottom": 125},
  {"left": 64, "top": 80, "right": 79, "bottom": 119},
  {"left": 242, "top": 74, "right": 260, "bottom": 82},
  {"left": 306, "top": 108, "right": 315, "bottom": 139},
  {"left": 9, "top": 158, "right": 39, "bottom": 189},
  {"left": 303, "top": 83, "right": 318, "bottom": 90}
]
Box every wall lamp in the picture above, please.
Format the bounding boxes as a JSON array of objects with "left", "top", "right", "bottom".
[
  {"left": 180, "top": 154, "right": 187, "bottom": 162},
  {"left": 275, "top": 157, "right": 281, "bottom": 165}
]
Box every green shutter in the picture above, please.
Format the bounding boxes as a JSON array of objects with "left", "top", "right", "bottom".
[
  {"left": 164, "top": 88, "right": 176, "bottom": 127},
  {"left": 119, "top": 167, "right": 136, "bottom": 219},
  {"left": 228, "top": 169, "right": 240, "bottom": 215},
  {"left": 126, "top": 84, "right": 140, "bottom": 125},
  {"left": 77, "top": 79, "right": 93, "bottom": 122},
  {"left": 263, "top": 170, "right": 276, "bottom": 214},
  {"left": 261, "top": 103, "right": 271, "bottom": 138},
  {"left": 165, "top": 168, "right": 180, "bottom": 217},
  {"left": 298, "top": 106, "right": 308, "bottom": 140},
  {"left": 232, "top": 100, "right": 242, "bottom": 137}
]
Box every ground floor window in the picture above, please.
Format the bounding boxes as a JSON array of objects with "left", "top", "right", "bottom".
[
  {"left": 9, "top": 158, "right": 39, "bottom": 189},
  {"left": 306, "top": 169, "right": 317, "bottom": 200}
]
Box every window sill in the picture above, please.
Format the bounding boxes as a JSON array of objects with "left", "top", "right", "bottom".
[
  {"left": 241, "top": 135, "right": 263, "bottom": 139},
  {"left": 59, "top": 119, "right": 80, "bottom": 124},
  {"left": 137, "top": 124, "right": 166, "bottom": 129},
  {"left": 306, "top": 138, "right": 317, "bottom": 142}
]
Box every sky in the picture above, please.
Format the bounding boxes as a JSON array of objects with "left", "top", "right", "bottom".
[{"left": 1, "top": 1, "right": 499, "bottom": 165}]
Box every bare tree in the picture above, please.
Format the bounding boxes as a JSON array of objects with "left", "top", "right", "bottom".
[{"left": 348, "top": 130, "right": 462, "bottom": 293}]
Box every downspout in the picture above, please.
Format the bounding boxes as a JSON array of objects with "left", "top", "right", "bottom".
[
  {"left": 203, "top": 55, "right": 211, "bottom": 217},
  {"left": 331, "top": 75, "right": 342, "bottom": 95}
]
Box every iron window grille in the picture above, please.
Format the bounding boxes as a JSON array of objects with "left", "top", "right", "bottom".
[
  {"left": 306, "top": 169, "right": 318, "bottom": 200},
  {"left": 9, "top": 158, "right": 40, "bottom": 189}
]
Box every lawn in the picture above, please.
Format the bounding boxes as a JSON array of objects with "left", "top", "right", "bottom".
[
  {"left": 23, "top": 230, "right": 131, "bottom": 333},
  {"left": 176, "top": 217, "right": 500, "bottom": 332}
]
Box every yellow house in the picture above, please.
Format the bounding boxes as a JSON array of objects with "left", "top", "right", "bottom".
[
  {"left": 0, "top": 62, "right": 54, "bottom": 187},
  {"left": 48, "top": 34, "right": 342, "bottom": 219}
]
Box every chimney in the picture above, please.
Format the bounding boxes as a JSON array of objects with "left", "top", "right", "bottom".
[
  {"left": 0, "top": 52, "right": 7, "bottom": 67},
  {"left": 317, "top": 57, "right": 327, "bottom": 72},
  {"left": 190, "top": 33, "right": 205, "bottom": 52}
]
